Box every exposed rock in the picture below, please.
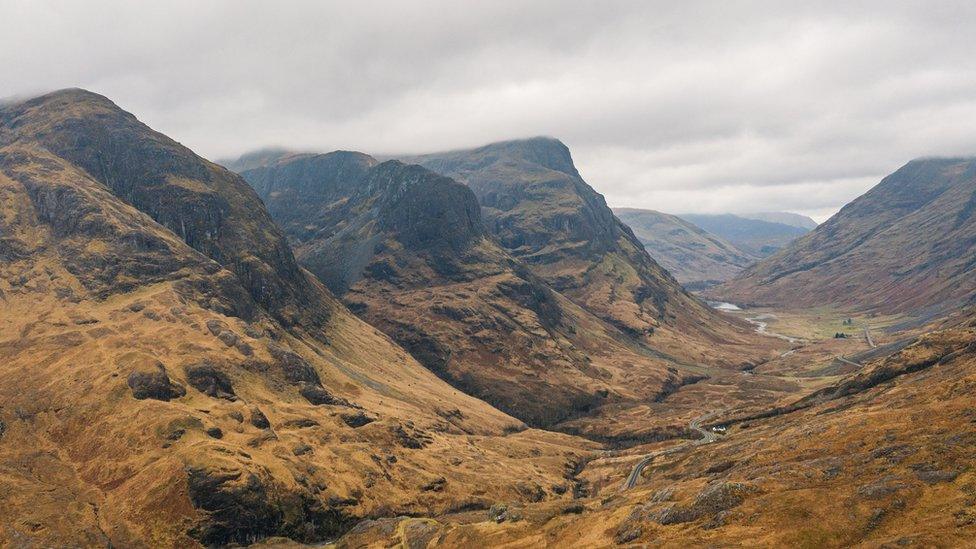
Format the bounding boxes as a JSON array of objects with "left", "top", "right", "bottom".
[
  {"left": 268, "top": 344, "right": 321, "bottom": 385},
  {"left": 422, "top": 477, "right": 447, "bottom": 492},
  {"left": 127, "top": 365, "right": 186, "bottom": 401},
  {"left": 184, "top": 363, "right": 236, "bottom": 400},
  {"left": 293, "top": 444, "right": 312, "bottom": 456},
  {"left": 206, "top": 427, "right": 223, "bottom": 439},
  {"left": 217, "top": 330, "right": 239, "bottom": 348},
  {"left": 206, "top": 319, "right": 228, "bottom": 337},
  {"left": 339, "top": 411, "right": 374, "bottom": 428},
  {"left": 488, "top": 503, "right": 508, "bottom": 523},
  {"left": 250, "top": 407, "right": 271, "bottom": 429},
  {"left": 299, "top": 383, "right": 348, "bottom": 407},
  {"left": 657, "top": 482, "right": 757, "bottom": 525},
  {"left": 185, "top": 466, "right": 351, "bottom": 545}
]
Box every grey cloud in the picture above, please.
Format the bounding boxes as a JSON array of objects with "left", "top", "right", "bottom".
[{"left": 3, "top": 1, "right": 976, "bottom": 221}]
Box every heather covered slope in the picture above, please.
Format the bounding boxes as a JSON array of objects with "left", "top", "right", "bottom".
[
  {"left": 614, "top": 207, "right": 759, "bottom": 289},
  {"left": 717, "top": 157, "right": 976, "bottom": 315},
  {"left": 0, "top": 90, "right": 591, "bottom": 547},
  {"left": 397, "top": 137, "right": 767, "bottom": 367},
  {"left": 242, "top": 153, "right": 683, "bottom": 428},
  {"left": 337, "top": 312, "right": 976, "bottom": 547}
]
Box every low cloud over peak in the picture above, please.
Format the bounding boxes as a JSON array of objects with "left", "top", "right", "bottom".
[{"left": 5, "top": 1, "right": 976, "bottom": 220}]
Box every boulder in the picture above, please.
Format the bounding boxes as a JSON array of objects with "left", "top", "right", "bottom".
[{"left": 127, "top": 364, "right": 185, "bottom": 401}]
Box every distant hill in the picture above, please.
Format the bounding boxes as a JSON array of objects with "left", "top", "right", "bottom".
[
  {"left": 613, "top": 208, "right": 758, "bottom": 290},
  {"left": 716, "top": 157, "right": 976, "bottom": 315},
  {"left": 678, "top": 213, "right": 810, "bottom": 257},
  {"left": 740, "top": 211, "right": 818, "bottom": 230}
]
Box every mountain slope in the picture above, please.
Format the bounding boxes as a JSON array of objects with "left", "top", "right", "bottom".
[
  {"left": 717, "top": 157, "right": 976, "bottom": 314},
  {"left": 241, "top": 153, "right": 686, "bottom": 428},
  {"left": 396, "top": 137, "right": 766, "bottom": 367},
  {"left": 741, "top": 211, "right": 818, "bottom": 230},
  {"left": 0, "top": 90, "right": 589, "bottom": 547},
  {"left": 680, "top": 213, "right": 810, "bottom": 257},
  {"left": 337, "top": 312, "right": 976, "bottom": 547},
  {"left": 613, "top": 208, "right": 758, "bottom": 289}
]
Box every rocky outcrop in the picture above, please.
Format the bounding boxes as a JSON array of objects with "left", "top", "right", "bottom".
[
  {"left": 238, "top": 150, "right": 685, "bottom": 427},
  {"left": 127, "top": 365, "right": 186, "bottom": 401}
]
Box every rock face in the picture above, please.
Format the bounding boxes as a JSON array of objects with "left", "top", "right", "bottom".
[
  {"left": 241, "top": 152, "right": 687, "bottom": 427},
  {"left": 397, "top": 137, "right": 765, "bottom": 366},
  {"left": 614, "top": 208, "right": 759, "bottom": 290},
  {"left": 716, "top": 157, "right": 976, "bottom": 314},
  {"left": 0, "top": 90, "right": 591, "bottom": 547},
  {"left": 679, "top": 213, "right": 810, "bottom": 257}
]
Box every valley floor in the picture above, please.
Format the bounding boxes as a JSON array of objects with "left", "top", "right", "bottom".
[{"left": 311, "top": 304, "right": 976, "bottom": 547}]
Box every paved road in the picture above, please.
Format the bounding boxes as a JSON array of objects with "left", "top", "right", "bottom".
[
  {"left": 621, "top": 412, "right": 721, "bottom": 490},
  {"left": 836, "top": 356, "right": 862, "bottom": 368}
]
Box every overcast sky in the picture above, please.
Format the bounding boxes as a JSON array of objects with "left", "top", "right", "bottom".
[{"left": 4, "top": 1, "right": 976, "bottom": 221}]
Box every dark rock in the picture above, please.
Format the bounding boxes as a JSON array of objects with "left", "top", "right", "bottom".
[
  {"left": 300, "top": 383, "right": 348, "bottom": 406},
  {"left": 561, "top": 502, "right": 585, "bottom": 514},
  {"left": 422, "top": 477, "right": 447, "bottom": 492},
  {"left": 340, "top": 411, "right": 374, "bottom": 428},
  {"left": 293, "top": 444, "right": 312, "bottom": 456},
  {"left": 217, "top": 330, "right": 239, "bottom": 347},
  {"left": 914, "top": 469, "right": 959, "bottom": 485},
  {"left": 615, "top": 524, "right": 641, "bottom": 544},
  {"left": 184, "top": 363, "right": 236, "bottom": 400},
  {"left": 206, "top": 427, "right": 223, "bottom": 439},
  {"left": 515, "top": 482, "right": 545, "bottom": 503},
  {"left": 127, "top": 365, "right": 186, "bottom": 401},
  {"left": 392, "top": 425, "right": 431, "bottom": 449},
  {"left": 268, "top": 344, "right": 321, "bottom": 385},
  {"left": 488, "top": 503, "right": 508, "bottom": 523},
  {"left": 235, "top": 340, "right": 254, "bottom": 356},
  {"left": 551, "top": 484, "right": 567, "bottom": 495},
  {"left": 657, "top": 482, "right": 757, "bottom": 525},
  {"left": 706, "top": 460, "right": 736, "bottom": 474},
  {"left": 185, "top": 466, "right": 351, "bottom": 545},
  {"left": 250, "top": 407, "right": 271, "bottom": 429},
  {"left": 282, "top": 418, "right": 319, "bottom": 429},
  {"left": 227, "top": 411, "right": 244, "bottom": 423},
  {"left": 206, "top": 319, "right": 227, "bottom": 337}
]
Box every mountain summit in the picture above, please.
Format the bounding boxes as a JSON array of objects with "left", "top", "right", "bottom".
[
  {"left": 398, "top": 137, "right": 765, "bottom": 366},
  {"left": 716, "top": 157, "right": 976, "bottom": 314}
]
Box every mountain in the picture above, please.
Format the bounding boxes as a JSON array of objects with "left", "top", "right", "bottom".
[
  {"left": 395, "top": 138, "right": 766, "bottom": 367},
  {"left": 241, "top": 152, "right": 697, "bottom": 428},
  {"left": 715, "top": 157, "right": 976, "bottom": 315},
  {"left": 679, "top": 213, "right": 811, "bottom": 257},
  {"left": 613, "top": 208, "right": 759, "bottom": 290},
  {"left": 337, "top": 310, "right": 976, "bottom": 546},
  {"left": 217, "top": 147, "right": 292, "bottom": 173},
  {"left": 0, "top": 90, "right": 590, "bottom": 547},
  {"left": 740, "top": 211, "right": 818, "bottom": 230}
]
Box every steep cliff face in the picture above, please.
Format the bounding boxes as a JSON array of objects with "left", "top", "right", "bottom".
[
  {"left": 0, "top": 89, "right": 324, "bottom": 328},
  {"left": 717, "top": 157, "right": 976, "bottom": 314},
  {"left": 0, "top": 90, "right": 589, "bottom": 547},
  {"left": 242, "top": 153, "right": 682, "bottom": 427},
  {"left": 399, "top": 138, "right": 765, "bottom": 367}
]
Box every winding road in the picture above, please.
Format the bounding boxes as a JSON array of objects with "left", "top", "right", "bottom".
[{"left": 621, "top": 411, "right": 721, "bottom": 490}]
